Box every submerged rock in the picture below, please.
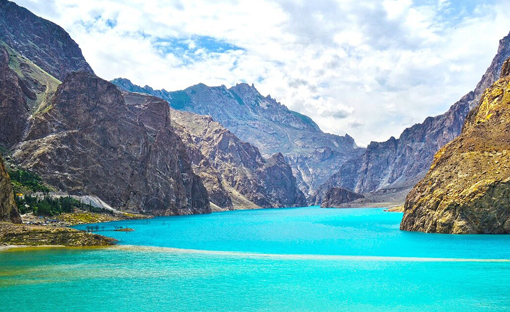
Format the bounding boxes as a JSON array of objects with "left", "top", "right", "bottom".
[{"left": 401, "top": 58, "right": 510, "bottom": 234}]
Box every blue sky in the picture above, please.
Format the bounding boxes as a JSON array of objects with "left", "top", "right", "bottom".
[{"left": 14, "top": 0, "right": 510, "bottom": 146}]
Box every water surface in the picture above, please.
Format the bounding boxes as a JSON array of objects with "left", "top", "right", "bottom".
[{"left": 1, "top": 207, "right": 510, "bottom": 311}]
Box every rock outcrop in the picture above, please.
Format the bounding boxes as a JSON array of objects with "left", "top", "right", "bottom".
[
  {"left": 0, "top": 45, "right": 29, "bottom": 148},
  {"left": 401, "top": 58, "right": 510, "bottom": 234},
  {"left": 0, "top": 154, "right": 21, "bottom": 223},
  {"left": 0, "top": 222, "right": 117, "bottom": 246},
  {"left": 0, "top": 0, "right": 93, "bottom": 81},
  {"left": 13, "top": 72, "right": 210, "bottom": 216},
  {"left": 320, "top": 187, "right": 364, "bottom": 208},
  {"left": 112, "top": 79, "right": 365, "bottom": 198},
  {"left": 170, "top": 108, "right": 307, "bottom": 210},
  {"left": 315, "top": 30, "right": 510, "bottom": 202}
]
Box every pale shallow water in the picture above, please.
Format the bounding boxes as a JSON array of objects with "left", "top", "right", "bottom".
[{"left": 1, "top": 207, "right": 510, "bottom": 311}]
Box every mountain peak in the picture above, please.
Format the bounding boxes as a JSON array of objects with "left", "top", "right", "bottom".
[{"left": 0, "top": 0, "right": 94, "bottom": 80}]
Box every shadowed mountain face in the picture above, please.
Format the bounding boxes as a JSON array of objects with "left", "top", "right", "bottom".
[
  {"left": 401, "top": 58, "right": 510, "bottom": 234},
  {"left": 0, "top": 0, "right": 93, "bottom": 81},
  {"left": 314, "top": 30, "right": 510, "bottom": 202},
  {"left": 112, "top": 79, "right": 365, "bottom": 198},
  {"left": 0, "top": 1, "right": 212, "bottom": 216},
  {"left": 0, "top": 154, "right": 21, "bottom": 223},
  {"left": 12, "top": 72, "right": 210, "bottom": 216},
  {"left": 170, "top": 108, "right": 307, "bottom": 210}
]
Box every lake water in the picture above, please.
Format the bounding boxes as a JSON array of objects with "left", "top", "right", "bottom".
[{"left": 1, "top": 207, "right": 510, "bottom": 311}]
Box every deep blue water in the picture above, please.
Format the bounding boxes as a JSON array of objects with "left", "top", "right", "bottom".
[{"left": 1, "top": 207, "right": 510, "bottom": 311}]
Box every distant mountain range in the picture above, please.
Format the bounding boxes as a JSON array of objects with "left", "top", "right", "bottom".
[
  {"left": 1, "top": 0, "right": 510, "bottom": 216},
  {"left": 313, "top": 30, "right": 510, "bottom": 205},
  {"left": 113, "top": 29, "right": 510, "bottom": 206},
  {"left": 0, "top": 0, "right": 306, "bottom": 214},
  {"left": 112, "top": 79, "right": 365, "bottom": 198}
]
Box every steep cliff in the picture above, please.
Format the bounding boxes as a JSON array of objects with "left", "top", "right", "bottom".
[
  {"left": 0, "top": 41, "right": 61, "bottom": 148},
  {"left": 170, "top": 108, "right": 307, "bottom": 209},
  {"left": 320, "top": 187, "right": 364, "bottom": 208},
  {"left": 0, "top": 0, "right": 93, "bottom": 81},
  {"left": 316, "top": 30, "right": 510, "bottom": 201},
  {"left": 112, "top": 79, "right": 364, "bottom": 198},
  {"left": 13, "top": 72, "right": 210, "bottom": 216},
  {"left": 0, "top": 154, "right": 21, "bottom": 223},
  {"left": 401, "top": 58, "right": 510, "bottom": 234}
]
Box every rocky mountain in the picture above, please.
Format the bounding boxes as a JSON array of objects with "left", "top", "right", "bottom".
[
  {"left": 0, "top": 0, "right": 93, "bottom": 81},
  {"left": 315, "top": 30, "right": 510, "bottom": 202},
  {"left": 112, "top": 78, "right": 365, "bottom": 198},
  {"left": 0, "top": 40, "right": 61, "bottom": 149},
  {"left": 401, "top": 58, "right": 510, "bottom": 234},
  {"left": 320, "top": 188, "right": 364, "bottom": 208},
  {"left": 0, "top": 154, "right": 21, "bottom": 223},
  {"left": 170, "top": 108, "right": 307, "bottom": 210},
  {"left": 12, "top": 72, "right": 210, "bottom": 216}
]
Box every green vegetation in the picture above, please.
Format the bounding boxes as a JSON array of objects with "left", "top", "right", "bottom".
[
  {"left": 16, "top": 195, "right": 74, "bottom": 216},
  {"left": 15, "top": 195, "right": 110, "bottom": 217},
  {"left": 8, "top": 169, "right": 51, "bottom": 194}
]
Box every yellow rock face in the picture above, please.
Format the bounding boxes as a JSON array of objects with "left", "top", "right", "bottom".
[{"left": 401, "top": 58, "right": 510, "bottom": 234}]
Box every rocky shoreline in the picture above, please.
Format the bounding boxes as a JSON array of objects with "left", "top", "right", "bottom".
[
  {"left": 0, "top": 211, "right": 152, "bottom": 249},
  {"left": 0, "top": 222, "right": 117, "bottom": 247}
]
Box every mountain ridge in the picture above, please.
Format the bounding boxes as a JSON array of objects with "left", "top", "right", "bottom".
[
  {"left": 112, "top": 78, "right": 365, "bottom": 198},
  {"left": 401, "top": 57, "right": 510, "bottom": 234},
  {"left": 314, "top": 30, "right": 510, "bottom": 202}
]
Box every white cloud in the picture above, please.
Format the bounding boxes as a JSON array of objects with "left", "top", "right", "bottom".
[{"left": 13, "top": 0, "right": 510, "bottom": 146}]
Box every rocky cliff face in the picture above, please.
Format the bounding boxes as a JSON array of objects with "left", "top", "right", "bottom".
[
  {"left": 320, "top": 187, "right": 364, "bottom": 208},
  {"left": 112, "top": 78, "right": 364, "bottom": 198},
  {"left": 0, "top": 41, "right": 61, "bottom": 149},
  {"left": 13, "top": 72, "right": 210, "bottom": 216},
  {"left": 170, "top": 109, "right": 307, "bottom": 209},
  {"left": 315, "top": 30, "right": 510, "bottom": 201},
  {"left": 0, "top": 45, "right": 29, "bottom": 148},
  {"left": 401, "top": 58, "right": 510, "bottom": 234},
  {"left": 0, "top": 154, "right": 21, "bottom": 223},
  {"left": 0, "top": 0, "right": 93, "bottom": 81}
]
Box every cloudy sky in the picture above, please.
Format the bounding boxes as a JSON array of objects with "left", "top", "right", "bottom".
[{"left": 14, "top": 0, "right": 510, "bottom": 146}]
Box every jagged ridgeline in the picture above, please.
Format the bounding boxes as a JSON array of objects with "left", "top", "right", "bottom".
[
  {"left": 111, "top": 78, "right": 365, "bottom": 199},
  {"left": 401, "top": 58, "right": 510, "bottom": 234},
  {"left": 314, "top": 30, "right": 510, "bottom": 204},
  {"left": 169, "top": 108, "right": 307, "bottom": 210},
  {"left": 0, "top": 0, "right": 210, "bottom": 215},
  {"left": 0, "top": 0, "right": 307, "bottom": 214}
]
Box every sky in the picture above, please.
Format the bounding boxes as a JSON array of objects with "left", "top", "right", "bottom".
[{"left": 13, "top": 0, "right": 510, "bottom": 146}]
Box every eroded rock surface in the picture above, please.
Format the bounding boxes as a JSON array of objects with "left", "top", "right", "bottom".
[
  {"left": 13, "top": 73, "right": 210, "bottom": 216},
  {"left": 0, "top": 0, "right": 93, "bottom": 81},
  {"left": 401, "top": 58, "right": 510, "bottom": 234},
  {"left": 170, "top": 109, "right": 307, "bottom": 209},
  {"left": 315, "top": 30, "right": 510, "bottom": 202},
  {"left": 0, "top": 155, "right": 21, "bottom": 223},
  {"left": 320, "top": 187, "right": 364, "bottom": 208},
  {"left": 112, "top": 79, "right": 364, "bottom": 199}
]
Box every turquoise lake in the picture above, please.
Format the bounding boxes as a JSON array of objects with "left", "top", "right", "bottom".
[{"left": 1, "top": 207, "right": 510, "bottom": 311}]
